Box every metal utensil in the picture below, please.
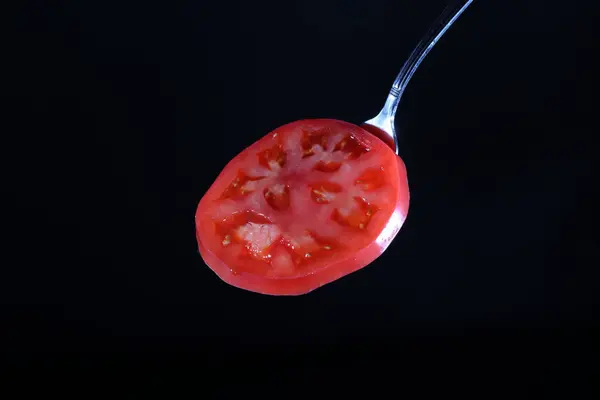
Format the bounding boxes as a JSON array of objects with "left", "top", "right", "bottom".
[{"left": 362, "top": 0, "right": 475, "bottom": 154}]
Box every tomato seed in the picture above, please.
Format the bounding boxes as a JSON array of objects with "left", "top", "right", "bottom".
[
  {"left": 301, "top": 129, "right": 329, "bottom": 158},
  {"left": 314, "top": 161, "right": 342, "bottom": 173},
  {"left": 222, "top": 235, "right": 231, "bottom": 246},
  {"left": 333, "top": 135, "right": 369, "bottom": 159},
  {"left": 258, "top": 144, "right": 287, "bottom": 170},
  {"left": 264, "top": 184, "right": 291, "bottom": 211},
  {"left": 355, "top": 167, "right": 386, "bottom": 191},
  {"left": 220, "top": 171, "right": 265, "bottom": 199},
  {"left": 310, "top": 181, "right": 342, "bottom": 204}
]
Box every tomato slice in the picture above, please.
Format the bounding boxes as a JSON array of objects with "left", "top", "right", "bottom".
[{"left": 195, "top": 119, "right": 410, "bottom": 295}]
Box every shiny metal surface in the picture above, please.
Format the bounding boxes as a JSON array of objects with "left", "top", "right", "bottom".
[{"left": 362, "top": 0, "right": 475, "bottom": 154}]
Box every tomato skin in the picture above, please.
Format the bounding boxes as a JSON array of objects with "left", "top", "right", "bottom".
[{"left": 195, "top": 119, "right": 410, "bottom": 296}]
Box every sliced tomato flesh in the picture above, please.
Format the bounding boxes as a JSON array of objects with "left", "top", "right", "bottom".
[
  {"left": 219, "top": 171, "right": 266, "bottom": 200},
  {"left": 257, "top": 144, "right": 287, "bottom": 170},
  {"left": 195, "top": 119, "right": 410, "bottom": 295},
  {"left": 309, "top": 181, "right": 343, "bottom": 204}
]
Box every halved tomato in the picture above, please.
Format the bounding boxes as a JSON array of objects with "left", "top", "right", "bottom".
[{"left": 195, "top": 119, "right": 409, "bottom": 295}]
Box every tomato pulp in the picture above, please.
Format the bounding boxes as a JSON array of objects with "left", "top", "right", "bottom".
[{"left": 195, "top": 119, "right": 409, "bottom": 295}]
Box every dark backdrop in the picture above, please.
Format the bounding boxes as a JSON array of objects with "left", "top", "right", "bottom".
[{"left": 2, "top": 0, "right": 599, "bottom": 379}]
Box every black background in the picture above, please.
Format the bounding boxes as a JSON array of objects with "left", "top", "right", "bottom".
[{"left": 2, "top": 0, "right": 599, "bottom": 380}]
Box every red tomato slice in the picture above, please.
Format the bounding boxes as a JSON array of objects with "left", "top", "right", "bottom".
[{"left": 195, "top": 119, "right": 410, "bottom": 295}]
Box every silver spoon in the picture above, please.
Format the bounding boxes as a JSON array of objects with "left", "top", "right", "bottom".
[{"left": 362, "top": 0, "right": 475, "bottom": 154}]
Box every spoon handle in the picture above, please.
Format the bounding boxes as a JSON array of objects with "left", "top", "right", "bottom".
[{"left": 388, "top": 0, "right": 475, "bottom": 111}]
